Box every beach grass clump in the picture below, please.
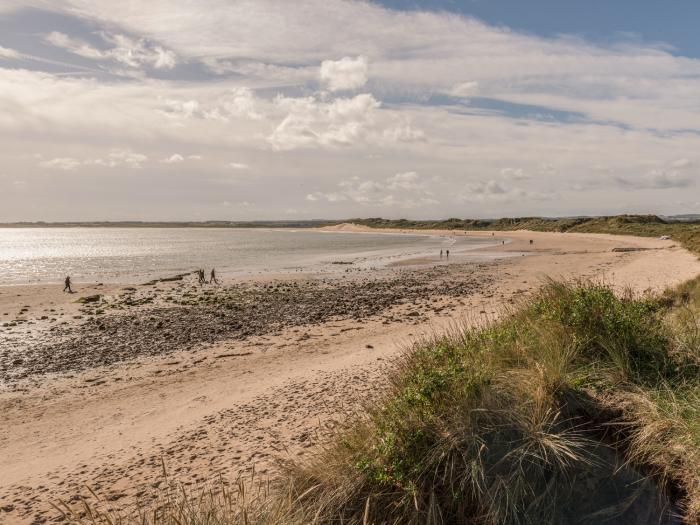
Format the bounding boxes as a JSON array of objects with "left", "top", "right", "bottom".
[
  {"left": 61, "top": 280, "right": 700, "bottom": 524},
  {"left": 272, "top": 281, "right": 697, "bottom": 524}
]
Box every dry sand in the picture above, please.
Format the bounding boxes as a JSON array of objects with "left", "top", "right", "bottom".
[{"left": 1, "top": 227, "right": 699, "bottom": 524}]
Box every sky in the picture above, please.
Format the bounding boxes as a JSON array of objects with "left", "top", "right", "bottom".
[{"left": 0, "top": 1, "right": 699, "bottom": 221}]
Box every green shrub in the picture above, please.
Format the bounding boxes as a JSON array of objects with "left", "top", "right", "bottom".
[
  {"left": 531, "top": 282, "right": 669, "bottom": 381},
  {"left": 276, "top": 282, "right": 688, "bottom": 524}
]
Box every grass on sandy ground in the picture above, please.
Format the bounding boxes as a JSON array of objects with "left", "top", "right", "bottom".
[{"left": 60, "top": 278, "right": 700, "bottom": 524}]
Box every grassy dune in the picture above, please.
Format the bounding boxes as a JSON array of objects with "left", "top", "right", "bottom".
[
  {"left": 61, "top": 218, "right": 700, "bottom": 524},
  {"left": 351, "top": 214, "right": 700, "bottom": 254},
  {"left": 279, "top": 281, "right": 700, "bottom": 523}
]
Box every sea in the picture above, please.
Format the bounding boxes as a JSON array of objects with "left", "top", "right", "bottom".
[{"left": 0, "top": 228, "right": 504, "bottom": 285}]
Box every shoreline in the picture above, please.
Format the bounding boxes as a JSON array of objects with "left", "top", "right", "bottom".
[
  {"left": 0, "top": 226, "right": 489, "bottom": 287},
  {"left": 1, "top": 228, "right": 700, "bottom": 523}
]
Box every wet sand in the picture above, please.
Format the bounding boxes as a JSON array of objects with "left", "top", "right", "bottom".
[{"left": 1, "top": 228, "right": 699, "bottom": 524}]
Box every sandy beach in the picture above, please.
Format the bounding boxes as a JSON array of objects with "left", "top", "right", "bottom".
[{"left": 1, "top": 227, "right": 699, "bottom": 524}]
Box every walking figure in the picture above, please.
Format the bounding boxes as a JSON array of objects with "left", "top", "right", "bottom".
[
  {"left": 440, "top": 249, "right": 443, "bottom": 259},
  {"left": 210, "top": 268, "right": 219, "bottom": 284},
  {"left": 198, "top": 269, "right": 207, "bottom": 284},
  {"left": 529, "top": 239, "right": 534, "bottom": 245},
  {"left": 446, "top": 249, "right": 450, "bottom": 260},
  {"left": 63, "top": 276, "right": 73, "bottom": 293}
]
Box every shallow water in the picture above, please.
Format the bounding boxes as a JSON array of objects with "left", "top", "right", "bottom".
[{"left": 0, "top": 228, "right": 500, "bottom": 284}]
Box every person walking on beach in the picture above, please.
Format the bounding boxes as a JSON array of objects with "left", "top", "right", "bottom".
[
  {"left": 440, "top": 249, "right": 443, "bottom": 259},
  {"left": 198, "top": 269, "right": 206, "bottom": 284},
  {"left": 446, "top": 249, "right": 450, "bottom": 260},
  {"left": 210, "top": 268, "right": 219, "bottom": 284},
  {"left": 63, "top": 276, "right": 73, "bottom": 293}
]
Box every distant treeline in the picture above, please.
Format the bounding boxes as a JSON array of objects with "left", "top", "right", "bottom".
[{"left": 3, "top": 214, "right": 699, "bottom": 230}]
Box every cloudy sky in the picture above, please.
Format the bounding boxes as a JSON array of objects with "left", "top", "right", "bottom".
[{"left": 1, "top": 0, "right": 699, "bottom": 221}]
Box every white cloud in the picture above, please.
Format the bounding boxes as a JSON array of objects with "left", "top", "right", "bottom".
[
  {"left": 615, "top": 170, "right": 693, "bottom": 190},
  {"left": 88, "top": 149, "right": 148, "bottom": 169},
  {"left": 38, "top": 157, "right": 82, "bottom": 171},
  {"left": 320, "top": 56, "right": 368, "bottom": 92},
  {"left": 381, "top": 122, "right": 426, "bottom": 144},
  {"left": 306, "top": 172, "right": 437, "bottom": 209},
  {"left": 162, "top": 88, "right": 261, "bottom": 122},
  {"left": 3, "top": 1, "right": 700, "bottom": 220},
  {"left": 449, "top": 81, "right": 479, "bottom": 98},
  {"left": 161, "top": 154, "right": 184, "bottom": 163},
  {"left": 51, "top": 0, "right": 700, "bottom": 129},
  {"left": 468, "top": 180, "right": 509, "bottom": 196},
  {"left": 386, "top": 171, "right": 426, "bottom": 190},
  {"left": 45, "top": 30, "right": 176, "bottom": 70},
  {"left": 160, "top": 99, "right": 201, "bottom": 121},
  {"left": 204, "top": 87, "right": 262, "bottom": 121},
  {"left": 378, "top": 194, "right": 438, "bottom": 209},
  {"left": 105, "top": 33, "right": 176, "bottom": 70},
  {"left": 500, "top": 168, "right": 530, "bottom": 180},
  {"left": 188, "top": 154, "right": 203, "bottom": 160},
  {"left": 268, "top": 93, "right": 382, "bottom": 150},
  {"left": 228, "top": 162, "right": 249, "bottom": 169},
  {"left": 37, "top": 150, "right": 147, "bottom": 170},
  {"left": 671, "top": 158, "right": 692, "bottom": 169},
  {"left": 460, "top": 180, "right": 553, "bottom": 203},
  {"left": 306, "top": 191, "right": 347, "bottom": 203},
  {"left": 0, "top": 46, "right": 21, "bottom": 59},
  {"left": 45, "top": 31, "right": 105, "bottom": 59}
]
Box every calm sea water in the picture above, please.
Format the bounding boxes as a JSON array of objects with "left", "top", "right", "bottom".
[{"left": 0, "top": 228, "right": 499, "bottom": 285}]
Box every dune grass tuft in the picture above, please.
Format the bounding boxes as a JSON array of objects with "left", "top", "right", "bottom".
[{"left": 275, "top": 281, "right": 698, "bottom": 524}]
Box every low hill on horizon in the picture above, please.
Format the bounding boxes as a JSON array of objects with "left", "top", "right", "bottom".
[{"left": 2, "top": 214, "right": 699, "bottom": 229}]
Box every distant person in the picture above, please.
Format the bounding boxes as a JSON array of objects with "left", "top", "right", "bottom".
[
  {"left": 198, "top": 269, "right": 206, "bottom": 284},
  {"left": 440, "top": 249, "right": 443, "bottom": 259},
  {"left": 63, "top": 276, "right": 73, "bottom": 293},
  {"left": 210, "top": 268, "right": 219, "bottom": 284},
  {"left": 446, "top": 249, "right": 450, "bottom": 259},
  {"left": 529, "top": 239, "right": 534, "bottom": 245},
  {"left": 502, "top": 240, "right": 505, "bottom": 245}
]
